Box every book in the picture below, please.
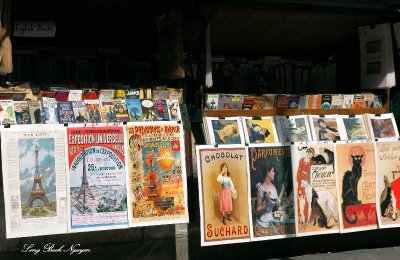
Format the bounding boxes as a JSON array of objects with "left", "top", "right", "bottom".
[
  {"left": 308, "top": 94, "right": 321, "bottom": 109},
  {"left": 83, "top": 89, "right": 98, "bottom": 100},
  {"left": 320, "top": 94, "right": 332, "bottom": 109},
  {"left": 288, "top": 95, "right": 300, "bottom": 109},
  {"left": 114, "top": 89, "right": 126, "bottom": 99},
  {"left": 113, "top": 99, "right": 130, "bottom": 122},
  {"left": 72, "top": 101, "right": 89, "bottom": 123},
  {"left": 167, "top": 88, "right": 183, "bottom": 103},
  {"left": 342, "top": 94, "right": 354, "bottom": 108},
  {"left": 126, "top": 99, "right": 143, "bottom": 121},
  {"left": 141, "top": 99, "right": 157, "bottom": 121},
  {"left": 298, "top": 95, "right": 309, "bottom": 109},
  {"left": 41, "top": 97, "right": 59, "bottom": 124},
  {"left": 68, "top": 89, "right": 83, "bottom": 101},
  {"left": 373, "top": 95, "right": 382, "bottom": 108},
  {"left": 275, "top": 95, "right": 289, "bottom": 109},
  {"left": 262, "top": 95, "right": 275, "bottom": 109},
  {"left": 167, "top": 99, "right": 181, "bottom": 121},
  {"left": 13, "top": 101, "right": 31, "bottom": 124},
  {"left": 217, "top": 94, "right": 232, "bottom": 109},
  {"left": 54, "top": 91, "right": 69, "bottom": 101},
  {"left": 331, "top": 94, "right": 343, "bottom": 109},
  {"left": 125, "top": 88, "right": 141, "bottom": 99},
  {"left": 0, "top": 100, "right": 16, "bottom": 125},
  {"left": 99, "top": 89, "right": 115, "bottom": 101},
  {"left": 85, "top": 100, "right": 102, "bottom": 123},
  {"left": 57, "top": 101, "right": 75, "bottom": 123},
  {"left": 204, "top": 93, "right": 219, "bottom": 110},
  {"left": 363, "top": 93, "right": 374, "bottom": 108},
  {"left": 153, "top": 99, "right": 170, "bottom": 121},
  {"left": 353, "top": 94, "right": 364, "bottom": 109},
  {"left": 28, "top": 100, "right": 42, "bottom": 124},
  {"left": 100, "top": 100, "right": 116, "bottom": 123},
  {"left": 152, "top": 89, "right": 170, "bottom": 100},
  {"left": 241, "top": 96, "right": 256, "bottom": 109}
]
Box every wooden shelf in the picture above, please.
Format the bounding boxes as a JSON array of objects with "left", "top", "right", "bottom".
[{"left": 203, "top": 108, "right": 387, "bottom": 117}]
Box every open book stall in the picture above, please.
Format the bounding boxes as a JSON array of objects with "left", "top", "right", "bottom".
[{"left": 0, "top": 85, "right": 190, "bottom": 238}]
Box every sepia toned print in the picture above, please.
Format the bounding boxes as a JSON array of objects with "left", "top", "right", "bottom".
[
  {"left": 291, "top": 142, "right": 340, "bottom": 236},
  {"left": 196, "top": 146, "right": 250, "bottom": 246},
  {"left": 336, "top": 141, "right": 378, "bottom": 233},
  {"left": 375, "top": 140, "right": 400, "bottom": 228}
]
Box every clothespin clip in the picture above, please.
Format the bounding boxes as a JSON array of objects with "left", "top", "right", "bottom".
[
  {"left": 214, "top": 143, "right": 219, "bottom": 148},
  {"left": 252, "top": 116, "right": 262, "bottom": 120}
]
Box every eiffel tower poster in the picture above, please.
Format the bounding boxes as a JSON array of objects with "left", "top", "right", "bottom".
[
  {"left": 76, "top": 149, "right": 95, "bottom": 208},
  {"left": 19, "top": 138, "right": 57, "bottom": 219}
]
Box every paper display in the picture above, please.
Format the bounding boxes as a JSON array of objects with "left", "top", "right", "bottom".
[
  {"left": 66, "top": 125, "right": 128, "bottom": 232},
  {"left": 1, "top": 125, "right": 68, "bottom": 238},
  {"left": 125, "top": 122, "right": 188, "bottom": 227}
]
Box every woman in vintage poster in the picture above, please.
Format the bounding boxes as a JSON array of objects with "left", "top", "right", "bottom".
[
  {"left": 255, "top": 162, "right": 279, "bottom": 228},
  {"left": 217, "top": 162, "right": 235, "bottom": 225},
  {"left": 297, "top": 147, "right": 315, "bottom": 224}
]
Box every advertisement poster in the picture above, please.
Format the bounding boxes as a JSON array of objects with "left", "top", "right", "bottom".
[
  {"left": 336, "top": 141, "right": 378, "bottom": 233},
  {"left": 309, "top": 115, "right": 341, "bottom": 141},
  {"left": 1, "top": 125, "right": 67, "bottom": 238},
  {"left": 66, "top": 125, "right": 128, "bottom": 232},
  {"left": 291, "top": 142, "right": 340, "bottom": 236},
  {"left": 375, "top": 140, "right": 400, "bottom": 228},
  {"left": 196, "top": 145, "right": 250, "bottom": 246},
  {"left": 247, "top": 144, "right": 295, "bottom": 241},
  {"left": 125, "top": 122, "right": 188, "bottom": 227}
]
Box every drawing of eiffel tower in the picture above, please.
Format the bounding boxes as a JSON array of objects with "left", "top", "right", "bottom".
[
  {"left": 28, "top": 144, "right": 49, "bottom": 207},
  {"left": 76, "top": 149, "right": 95, "bottom": 207}
]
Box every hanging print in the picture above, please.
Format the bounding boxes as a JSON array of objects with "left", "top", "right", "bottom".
[
  {"left": 291, "top": 142, "right": 340, "bottom": 236},
  {"left": 375, "top": 140, "right": 400, "bottom": 228},
  {"left": 125, "top": 122, "right": 188, "bottom": 227},
  {"left": 67, "top": 125, "right": 128, "bottom": 232},
  {"left": 1, "top": 125, "right": 68, "bottom": 238},
  {"left": 336, "top": 140, "right": 378, "bottom": 233},
  {"left": 247, "top": 144, "right": 295, "bottom": 241},
  {"left": 196, "top": 145, "right": 250, "bottom": 246},
  {"left": 241, "top": 116, "right": 278, "bottom": 144}
]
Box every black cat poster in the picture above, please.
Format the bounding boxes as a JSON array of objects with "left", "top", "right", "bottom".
[
  {"left": 291, "top": 142, "right": 340, "bottom": 237},
  {"left": 336, "top": 141, "right": 378, "bottom": 233},
  {"left": 375, "top": 140, "right": 400, "bottom": 228}
]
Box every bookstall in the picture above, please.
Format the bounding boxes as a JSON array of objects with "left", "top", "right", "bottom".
[{"left": 1, "top": 0, "right": 400, "bottom": 259}]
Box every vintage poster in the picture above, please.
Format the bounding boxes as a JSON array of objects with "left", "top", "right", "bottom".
[
  {"left": 309, "top": 115, "right": 341, "bottom": 141},
  {"left": 375, "top": 140, "right": 400, "bottom": 228},
  {"left": 241, "top": 117, "right": 278, "bottom": 144},
  {"left": 66, "top": 125, "right": 128, "bottom": 232},
  {"left": 336, "top": 140, "right": 378, "bottom": 233},
  {"left": 247, "top": 144, "right": 295, "bottom": 241},
  {"left": 196, "top": 145, "right": 250, "bottom": 246},
  {"left": 274, "top": 115, "right": 312, "bottom": 143},
  {"left": 337, "top": 115, "right": 369, "bottom": 140},
  {"left": 125, "top": 122, "right": 188, "bottom": 227},
  {"left": 291, "top": 142, "right": 340, "bottom": 236},
  {"left": 1, "top": 125, "right": 68, "bottom": 238},
  {"left": 205, "top": 117, "right": 245, "bottom": 146}
]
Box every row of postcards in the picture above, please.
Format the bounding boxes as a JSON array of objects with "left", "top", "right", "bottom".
[
  {"left": 195, "top": 139, "right": 400, "bottom": 246},
  {"left": 0, "top": 122, "right": 188, "bottom": 239},
  {"left": 202, "top": 113, "right": 398, "bottom": 146}
]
